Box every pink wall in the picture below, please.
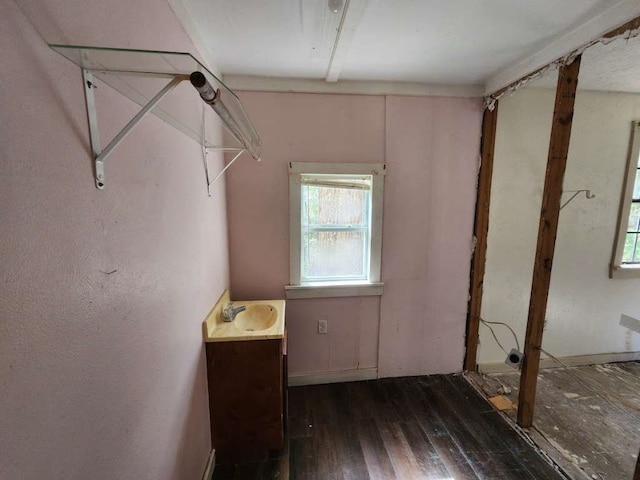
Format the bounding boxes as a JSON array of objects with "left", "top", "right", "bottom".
[
  {"left": 0, "top": 2, "right": 227, "bottom": 479},
  {"left": 379, "top": 96, "right": 482, "bottom": 376},
  {"left": 226, "top": 92, "right": 385, "bottom": 375},
  {"left": 226, "top": 91, "right": 482, "bottom": 378}
]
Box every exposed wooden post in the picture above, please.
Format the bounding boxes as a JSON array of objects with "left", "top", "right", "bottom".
[
  {"left": 634, "top": 448, "right": 640, "bottom": 480},
  {"left": 517, "top": 56, "right": 581, "bottom": 428},
  {"left": 465, "top": 104, "right": 499, "bottom": 371}
]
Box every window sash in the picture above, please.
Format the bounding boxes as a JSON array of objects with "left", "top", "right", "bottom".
[
  {"left": 300, "top": 181, "right": 371, "bottom": 283},
  {"left": 300, "top": 231, "right": 370, "bottom": 282},
  {"left": 623, "top": 199, "right": 640, "bottom": 265},
  {"left": 301, "top": 226, "right": 370, "bottom": 278}
]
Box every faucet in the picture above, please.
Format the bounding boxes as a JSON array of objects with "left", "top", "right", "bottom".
[{"left": 222, "top": 302, "right": 246, "bottom": 322}]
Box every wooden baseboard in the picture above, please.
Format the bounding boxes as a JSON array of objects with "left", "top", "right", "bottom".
[
  {"left": 202, "top": 449, "right": 215, "bottom": 480},
  {"left": 288, "top": 368, "right": 377, "bottom": 386},
  {"left": 478, "top": 350, "right": 640, "bottom": 374}
]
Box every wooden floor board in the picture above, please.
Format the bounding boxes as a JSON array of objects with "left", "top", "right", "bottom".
[
  {"left": 399, "top": 421, "right": 453, "bottom": 479},
  {"left": 484, "top": 362, "right": 640, "bottom": 480},
  {"left": 332, "top": 421, "right": 370, "bottom": 480},
  {"left": 378, "top": 422, "right": 426, "bottom": 479},
  {"left": 618, "top": 361, "right": 640, "bottom": 377},
  {"left": 346, "top": 382, "right": 376, "bottom": 422},
  {"left": 365, "top": 380, "right": 407, "bottom": 424},
  {"left": 355, "top": 420, "right": 396, "bottom": 480},
  {"left": 288, "top": 437, "right": 315, "bottom": 480},
  {"left": 443, "top": 376, "right": 533, "bottom": 456},
  {"left": 401, "top": 375, "right": 530, "bottom": 479},
  {"left": 396, "top": 377, "right": 452, "bottom": 437},
  {"left": 215, "top": 374, "right": 563, "bottom": 479}
]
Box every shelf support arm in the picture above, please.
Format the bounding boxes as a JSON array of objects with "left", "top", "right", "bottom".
[
  {"left": 83, "top": 70, "right": 103, "bottom": 187},
  {"left": 82, "top": 70, "right": 188, "bottom": 189}
]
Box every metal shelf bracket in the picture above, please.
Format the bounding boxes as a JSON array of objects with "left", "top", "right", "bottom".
[
  {"left": 82, "top": 70, "right": 188, "bottom": 189},
  {"left": 560, "top": 189, "right": 596, "bottom": 210}
]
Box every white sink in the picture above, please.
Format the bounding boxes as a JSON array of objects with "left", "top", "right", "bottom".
[{"left": 203, "top": 290, "right": 285, "bottom": 342}]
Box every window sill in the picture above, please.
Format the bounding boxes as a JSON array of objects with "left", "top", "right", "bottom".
[
  {"left": 610, "top": 264, "right": 640, "bottom": 279},
  {"left": 284, "top": 282, "right": 384, "bottom": 299}
]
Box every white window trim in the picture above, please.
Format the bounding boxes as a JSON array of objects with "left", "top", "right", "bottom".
[
  {"left": 611, "top": 121, "right": 640, "bottom": 279},
  {"left": 286, "top": 162, "right": 386, "bottom": 299}
]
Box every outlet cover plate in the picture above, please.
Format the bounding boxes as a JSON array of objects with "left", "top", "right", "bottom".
[
  {"left": 505, "top": 348, "right": 523, "bottom": 368},
  {"left": 318, "top": 320, "right": 328, "bottom": 334}
]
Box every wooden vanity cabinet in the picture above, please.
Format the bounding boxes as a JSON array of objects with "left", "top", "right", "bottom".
[{"left": 205, "top": 334, "right": 286, "bottom": 457}]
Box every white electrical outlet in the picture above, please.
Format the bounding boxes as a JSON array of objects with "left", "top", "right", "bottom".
[
  {"left": 318, "top": 319, "right": 328, "bottom": 334},
  {"left": 505, "top": 348, "right": 523, "bottom": 369}
]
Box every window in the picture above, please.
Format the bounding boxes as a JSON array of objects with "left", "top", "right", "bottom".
[
  {"left": 611, "top": 121, "right": 640, "bottom": 278},
  {"left": 286, "top": 162, "right": 385, "bottom": 299}
]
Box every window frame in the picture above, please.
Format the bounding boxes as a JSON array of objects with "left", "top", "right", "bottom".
[
  {"left": 611, "top": 120, "right": 640, "bottom": 279},
  {"left": 286, "top": 162, "right": 386, "bottom": 299}
]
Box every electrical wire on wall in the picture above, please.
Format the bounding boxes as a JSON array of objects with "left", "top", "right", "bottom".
[{"left": 479, "top": 317, "right": 520, "bottom": 354}]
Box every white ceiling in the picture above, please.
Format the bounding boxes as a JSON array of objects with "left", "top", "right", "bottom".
[
  {"left": 532, "top": 33, "right": 640, "bottom": 93},
  {"left": 175, "top": 0, "right": 640, "bottom": 92}
]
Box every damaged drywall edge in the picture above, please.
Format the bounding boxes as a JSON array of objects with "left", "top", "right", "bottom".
[{"left": 484, "top": 25, "right": 640, "bottom": 111}]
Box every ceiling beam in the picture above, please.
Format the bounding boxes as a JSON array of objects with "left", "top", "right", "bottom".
[
  {"left": 325, "top": 0, "right": 368, "bottom": 83},
  {"left": 222, "top": 75, "right": 483, "bottom": 98},
  {"left": 484, "top": 0, "right": 640, "bottom": 95}
]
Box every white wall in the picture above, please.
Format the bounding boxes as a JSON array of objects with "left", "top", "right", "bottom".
[{"left": 479, "top": 87, "right": 640, "bottom": 365}]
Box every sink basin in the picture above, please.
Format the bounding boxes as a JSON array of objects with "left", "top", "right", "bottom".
[
  {"left": 203, "top": 290, "right": 285, "bottom": 342},
  {"left": 233, "top": 304, "right": 277, "bottom": 331}
]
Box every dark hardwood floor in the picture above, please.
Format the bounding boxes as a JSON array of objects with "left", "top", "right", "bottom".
[{"left": 214, "top": 374, "right": 565, "bottom": 479}]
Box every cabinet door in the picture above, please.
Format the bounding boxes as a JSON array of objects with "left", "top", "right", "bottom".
[{"left": 206, "top": 339, "right": 283, "bottom": 453}]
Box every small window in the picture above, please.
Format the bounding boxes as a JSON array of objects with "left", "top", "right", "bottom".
[
  {"left": 286, "top": 162, "right": 385, "bottom": 299},
  {"left": 301, "top": 174, "right": 371, "bottom": 282},
  {"left": 611, "top": 121, "right": 640, "bottom": 278}
]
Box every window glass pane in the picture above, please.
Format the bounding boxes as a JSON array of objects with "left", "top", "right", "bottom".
[
  {"left": 623, "top": 233, "right": 638, "bottom": 263},
  {"left": 628, "top": 203, "right": 640, "bottom": 233},
  {"left": 303, "top": 184, "right": 368, "bottom": 226},
  {"left": 303, "top": 230, "right": 366, "bottom": 279},
  {"left": 633, "top": 169, "right": 640, "bottom": 200}
]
